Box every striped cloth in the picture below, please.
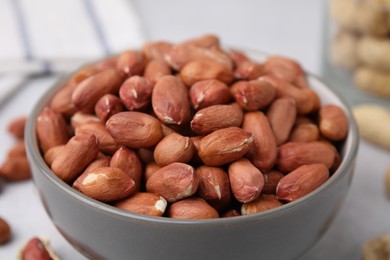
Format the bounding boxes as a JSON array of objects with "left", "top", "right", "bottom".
[{"left": 0, "top": 0, "right": 145, "bottom": 103}]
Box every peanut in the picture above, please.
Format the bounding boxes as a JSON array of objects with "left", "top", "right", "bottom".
[
  {"left": 276, "top": 164, "right": 329, "bottom": 202},
  {"left": 231, "top": 79, "right": 276, "bottom": 111},
  {"left": 168, "top": 198, "right": 219, "bottom": 219},
  {"left": 36, "top": 107, "right": 69, "bottom": 152},
  {"left": 114, "top": 192, "right": 167, "bottom": 217},
  {"left": 73, "top": 167, "right": 136, "bottom": 202},
  {"left": 241, "top": 194, "right": 283, "bottom": 215},
  {"left": 189, "top": 79, "right": 231, "bottom": 110},
  {"left": 276, "top": 141, "right": 336, "bottom": 173},
  {"left": 94, "top": 94, "right": 124, "bottom": 122},
  {"left": 0, "top": 217, "right": 11, "bottom": 244},
  {"left": 153, "top": 133, "right": 195, "bottom": 166},
  {"left": 196, "top": 165, "right": 231, "bottom": 211},
  {"left": 7, "top": 116, "right": 26, "bottom": 139},
  {"left": 242, "top": 111, "right": 277, "bottom": 172},
  {"left": 51, "top": 133, "right": 99, "bottom": 183},
  {"left": 191, "top": 103, "right": 243, "bottom": 135},
  {"left": 319, "top": 104, "right": 349, "bottom": 141},
  {"left": 146, "top": 162, "right": 198, "bottom": 203},
  {"left": 228, "top": 158, "right": 264, "bottom": 203},
  {"left": 106, "top": 111, "right": 163, "bottom": 149},
  {"left": 198, "top": 127, "right": 254, "bottom": 166},
  {"left": 267, "top": 97, "right": 297, "bottom": 146},
  {"left": 72, "top": 69, "right": 125, "bottom": 113},
  {"left": 152, "top": 75, "right": 191, "bottom": 125}
]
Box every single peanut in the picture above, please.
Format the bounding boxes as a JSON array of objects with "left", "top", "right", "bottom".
[
  {"left": 110, "top": 147, "right": 143, "bottom": 191},
  {"left": 70, "top": 112, "right": 100, "bottom": 129},
  {"left": 116, "top": 50, "right": 146, "bottom": 76},
  {"left": 36, "top": 107, "right": 69, "bottom": 152},
  {"left": 191, "top": 103, "right": 243, "bottom": 135},
  {"left": 51, "top": 133, "right": 99, "bottom": 183},
  {"left": 234, "top": 61, "right": 263, "bottom": 80},
  {"left": 143, "top": 59, "right": 172, "bottom": 85},
  {"left": 146, "top": 162, "right": 198, "bottom": 203},
  {"left": 267, "top": 97, "right": 297, "bottom": 146},
  {"left": 180, "top": 59, "right": 234, "bottom": 86},
  {"left": 153, "top": 133, "right": 195, "bottom": 166},
  {"left": 152, "top": 75, "right": 191, "bottom": 125},
  {"left": 142, "top": 41, "right": 173, "bottom": 61},
  {"left": 73, "top": 167, "right": 136, "bottom": 202},
  {"left": 20, "top": 237, "right": 54, "bottom": 260},
  {"left": 196, "top": 166, "right": 231, "bottom": 211},
  {"left": 276, "top": 141, "right": 336, "bottom": 173},
  {"left": 119, "top": 76, "right": 154, "bottom": 111},
  {"left": 289, "top": 123, "right": 320, "bottom": 143},
  {"left": 7, "top": 116, "right": 26, "bottom": 139},
  {"left": 198, "top": 127, "right": 254, "bottom": 166},
  {"left": 231, "top": 80, "right": 276, "bottom": 111},
  {"left": 319, "top": 104, "right": 349, "bottom": 141},
  {"left": 241, "top": 194, "right": 283, "bottom": 215},
  {"left": 106, "top": 111, "right": 163, "bottom": 149},
  {"left": 276, "top": 164, "right": 329, "bottom": 202},
  {"left": 94, "top": 94, "right": 124, "bottom": 122},
  {"left": 262, "top": 170, "right": 285, "bottom": 194},
  {"left": 168, "top": 198, "right": 219, "bottom": 219},
  {"left": 242, "top": 111, "right": 278, "bottom": 172},
  {"left": 189, "top": 79, "right": 232, "bottom": 110},
  {"left": 228, "top": 158, "right": 264, "bottom": 203},
  {"left": 0, "top": 156, "right": 31, "bottom": 181},
  {"left": 72, "top": 69, "right": 125, "bottom": 113},
  {"left": 114, "top": 192, "right": 167, "bottom": 217},
  {"left": 0, "top": 217, "right": 11, "bottom": 244}
]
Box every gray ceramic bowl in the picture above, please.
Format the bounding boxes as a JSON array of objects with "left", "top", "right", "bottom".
[{"left": 25, "top": 50, "right": 359, "bottom": 260}]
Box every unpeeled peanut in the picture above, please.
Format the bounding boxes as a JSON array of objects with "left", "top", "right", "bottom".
[
  {"left": 114, "top": 192, "right": 167, "bottom": 217},
  {"left": 228, "top": 158, "right": 264, "bottom": 203},
  {"left": 73, "top": 167, "right": 136, "bottom": 202},
  {"left": 146, "top": 162, "right": 198, "bottom": 203},
  {"left": 0, "top": 217, "right": 11, "bottom": 244},
  {"left": 276, "top": 164, "right": 329, "bottom": 202},
  {"left": 191, "top": 103, "right": 243, "bottom": 135},
  {"left": 152, "top": 75, "right": 191, "bottom": 125},
  {"left": 106, "top": 111, "right": 163, "bottom": 149},
  {"left": 242, "top": 112, "right": 277, "bottom": 172},
  {"left": 168, "top": 197, "right": 219, "bottom": 219},
  {"left": 51, "top": 133, "right": 99, "bottom": 183},
  {"left": 189, "top": 79, "right": 232, "bottom": 110},
  {"left": 196, "top": 166, "right": 231, "bottom": 211},
  {"left": 198, "top": 127, "right": 254, "bottom": 166},
  {"left": 153, "top": 133, "right": 195, "bottom": 166},
  {"left": 36, "top": 107, "right": 69, "bottom": 152}
]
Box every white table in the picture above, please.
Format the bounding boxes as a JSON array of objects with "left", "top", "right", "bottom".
[{"left": 2, "top": 1, "right": 390, "bottom": 259}]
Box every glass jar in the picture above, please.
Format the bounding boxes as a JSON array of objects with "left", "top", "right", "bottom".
[{"left": 321, "top": 0, "right": 390, "bottom": 108}]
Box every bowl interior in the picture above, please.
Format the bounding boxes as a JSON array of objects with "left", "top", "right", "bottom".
[{"left": 25, "top": 50, "right": 359, "bottom": 225}]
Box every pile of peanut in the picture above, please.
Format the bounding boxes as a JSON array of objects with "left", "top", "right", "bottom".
[
  {"left": 330, "top": 0, "right": 390, "bottom": 98},
  {"left": 36, "top": 34, "right": 348, "bottom": 219}
]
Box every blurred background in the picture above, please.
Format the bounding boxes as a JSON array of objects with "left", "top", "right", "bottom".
[{"left": 1, "top": 0, "right": 390, "bottom": 259}]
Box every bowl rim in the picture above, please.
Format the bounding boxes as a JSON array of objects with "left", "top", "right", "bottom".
[{"left": 25, "top": 50, "right": 360, "bottom": 226}]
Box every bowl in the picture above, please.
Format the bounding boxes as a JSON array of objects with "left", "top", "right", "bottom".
[{"left": 25, "top": 49, "right": 359, "bottom": 260}]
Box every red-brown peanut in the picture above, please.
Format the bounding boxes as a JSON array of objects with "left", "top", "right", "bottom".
[
  {"left": 228, "top": 158, "right": 264, "bottom": 203},
  {"left": 37, "top": 35, "right": 349, "bottom": 219}
]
